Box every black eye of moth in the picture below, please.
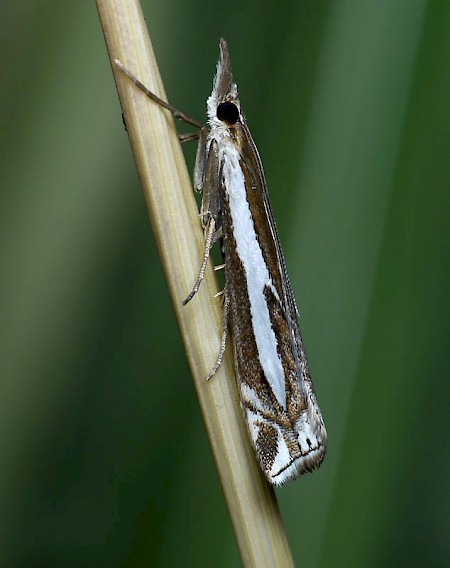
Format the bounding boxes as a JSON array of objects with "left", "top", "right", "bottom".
[{"left": 217, "top": 102, "right": 239, "bottom": 125}]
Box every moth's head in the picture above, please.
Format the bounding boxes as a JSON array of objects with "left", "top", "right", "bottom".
[{"left": 207, "top": 38, "right": 241, "bottom": 128}]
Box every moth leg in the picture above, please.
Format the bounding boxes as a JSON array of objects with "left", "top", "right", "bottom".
[
  {"left": 179, "top": 132, "right": 200, "bottom": 143},
  {"left": 214, "top": 263, "right": 225, "bottom": 272},
  {"left": 183, "top": 217, "right": 218, "bottom": 305},
  {"left": 193, "top": 128, "right": 210, "bottom": 192},
  {"left": 115, "top": 59, "right": 203, "bottom": 129},
  {"left": 205, "top": 291, "right": 230, "bottom": 380},
  {"left": 199, "top": 139, "right": 221, "bottom": 232}
]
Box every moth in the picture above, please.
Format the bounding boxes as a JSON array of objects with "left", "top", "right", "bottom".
[{"left": 116, "top": 38, "right": 327, "bottom": 485}]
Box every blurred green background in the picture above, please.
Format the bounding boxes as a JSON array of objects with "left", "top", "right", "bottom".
[{"left": 1, "top": 1, "right": 449, "bottom": 566}]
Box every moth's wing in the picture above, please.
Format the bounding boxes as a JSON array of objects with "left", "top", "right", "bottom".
[
  {"left": 238, "top": 122, "right": 316, "bottom": 390},
  {"left": 238, "top": 123, "right": 299, "bottom": 316}
]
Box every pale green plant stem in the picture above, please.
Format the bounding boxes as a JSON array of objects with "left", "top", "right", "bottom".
[{"left": 96, "top": 1, "right": 294, "bottom": 565}]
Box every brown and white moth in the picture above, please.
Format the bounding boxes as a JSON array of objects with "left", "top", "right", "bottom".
[{"left": 116, "top": 39, "right": 327, "bottom": 485}]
